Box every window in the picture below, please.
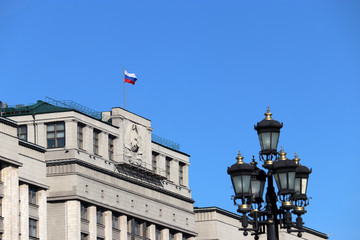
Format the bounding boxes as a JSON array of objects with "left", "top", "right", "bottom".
[
  {"left": 81, "top": 203, "right": 88, "bottom": 220},
  {"left": 78, "top": 123, "right": 84, "bottom": 149},
  {"left": 152, "top": 152, "right": 158, "bottom": 172},
  {"left": 0, "top": 198, "right": 2, "bottom": 217},
  {"left": 18, "top": 125, "right": 27, "bottom": 141},
  {"left": 166, "top": 157, "right": 172, "bottom": 179},
  {"left": 29, "top": 186, "right": 37, "bottom": 205},
  {"left": 96, "top": 208, "right": 103, "bottom": 225},
  {"left": 47, "top": 122, "right": 65, "bottom": 148},
  {"left": 169, "top": 231, "right": 174, "bottom": 240},
  {"left": 96, "top": 238, "right": 104, "bottom": 240},
  {"left": 108, "top": 136, "right": 115, "bottom": 160},
  {"left": 112, "top": 214, "right": 119, "bottom": 229},
  {"left": 155, "top": 226, "right": 161, "bottom": 240},
  {"left": 93, "top": 129, "right": 100, "bottom": 155},
  {"left": 81, "top": 233, "right": 88, "bottom": 240},
  {"left": 179, "top": 163, "right": 185, "bottom": 185},
  {"left": 128, "top": 218, "right": 144, "bottom": 237},
  {"left": 29, "top": 218, "right": 37, "bottom": 238}
]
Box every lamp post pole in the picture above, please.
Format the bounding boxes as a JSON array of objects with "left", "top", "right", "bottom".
[
  {"left": 227, "top": 108, "right": 312, "bottom": 240},
  {"left": 266, "top": 175, "right": 279, "bottom": 240}
]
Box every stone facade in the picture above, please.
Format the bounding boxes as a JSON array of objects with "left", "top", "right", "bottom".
[{"left": 0, "top": 103, "right": 195, "bottom": 240}]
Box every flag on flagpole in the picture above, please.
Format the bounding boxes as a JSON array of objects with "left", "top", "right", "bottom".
[{"left": 124, "top": 69, "right": 137, "bottom": 85}]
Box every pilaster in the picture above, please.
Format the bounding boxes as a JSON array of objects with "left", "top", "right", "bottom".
[
  {"left": 1, "top": 164, "right": 19, "bottom": 240},
  {"left": 65, "top": 200, "right": 80, "bottom": 240},
  {"left": 38, "top": 189, "right": 47, "bottom": 240},
  {"left": 104, "top": 210, "right": 112, "bottom": 240},
  {"left": 65, "top": 120, "right": 77, "bottom": 149},
  {"left": 37, "top": 123, "right": 46, "bottom": 147},
  {"left": 147, "top": 224, "right": 156, "bottom": 240},
  {"left": 84, "top": 126, "right": 93, "bottom": 153},
  {"left": 160, "top": 228, "right": 169, "bottom": 240},
  {"left": 119, "top": 215, "right": 127, "bottom": 240},
  {"left": 19, "top": 184, "right": 29, "bottom": 240},
  {"left": 174, "top": 232, "right": 182, "bottom": 240},
  {"left": 88, "top": 206, "right": 97, "bottom": 240}
]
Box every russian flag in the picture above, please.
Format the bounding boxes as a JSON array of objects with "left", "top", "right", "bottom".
[{"left": 124, "top": 70, "right": 137, "bottom": 85}]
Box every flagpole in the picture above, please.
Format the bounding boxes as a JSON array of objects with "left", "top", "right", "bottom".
[{"left": 123, "top": 66, "right": 125, "bottom": 109}]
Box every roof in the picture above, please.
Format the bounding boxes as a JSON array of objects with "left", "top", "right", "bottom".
[{"left": 0, "top": 100, "right": 71, "bottom": 117}]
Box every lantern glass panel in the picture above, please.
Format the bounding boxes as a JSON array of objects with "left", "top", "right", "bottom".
[
  {"left": 295, "top": 178, "right": 300, "bottom": 194},
  {"left": 261, "top": 132, "right": 271, "bottom": 151},
  {"left": 288, "top": 172, "right": 296, "bottom": 190},
  {"left": 242, "top": 175, "right": 251, "bottom": 194},
  {"left": 232, "top": 176, "right": 243, "bottom": 194},
  {"left": 279, "top": 172, "right": 287, "bottom": 189},
  {"left": 271, "top": 132, "right": 279, "bottom": 151},
  {"left": 251, "top": 180, "right": 261, "bottom": 198},
  {"left": 274, "top": 173, "right": 280, "bottom": 189},
  {"left": 301, "top": 178, "right": 308, "bottom": 195}
]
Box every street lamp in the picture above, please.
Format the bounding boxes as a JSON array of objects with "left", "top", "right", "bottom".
[{"left": 227, "top": 108, "right": 312, "bottom": 240}]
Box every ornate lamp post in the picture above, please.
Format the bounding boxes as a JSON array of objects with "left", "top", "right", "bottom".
[{"left": 227, "top": 108, "right": 312, "bottom": 240}]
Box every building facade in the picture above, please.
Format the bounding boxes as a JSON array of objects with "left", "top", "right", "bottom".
[{"left": 0, "top": 99, "right": 196, "bottom": 240}]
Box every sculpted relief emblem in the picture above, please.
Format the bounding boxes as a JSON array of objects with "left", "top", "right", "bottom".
[{"left": 125, "top": 124, "right": 143, "bottom": 160}]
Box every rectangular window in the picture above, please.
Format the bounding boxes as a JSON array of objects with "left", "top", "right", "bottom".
[
  {"left": 28, "top": 186, "right": 37, "bottom": 205},
  {"left": 166, "top": 157, "right": 172, "bottom": 180},
  {"left": 81, "top": 203, "right": 88, "bottom": 220},
  {"left": 155, "top": 226, "right": 161, "bottom": 240},
  {"left": 93, "top": 129, "right": 100, "bottom": 155},
  {"left": 29, "top": 218, "right": 37, "bottom": 237},
  {"left": 152, "top": 152, "right": 158, "bottom": 172},
  {"left": 108, "top": 136, "right": 115, "bottom": 160},
  {"left": 179, "top": 163, "right": 185, "bottom": 185},
  {"left": 96, "top": 238, "right": 104, "bottom": 240},
  {"left": 112, "top": 214, "right": 119, "bottom": 229},
  {"left": 169, "top": 231, "right": 174, "bottom": 240},
  {"left": 128, "top": 218, "right": 144, "bottom": 236},
  {"left": 78, "top": 123, "right": 84, "bottom": 149},
  {"left": 18, "top": 125, "right": 27, "bottom": 141},
  {"left": 97, "top": 208, "right": 103, "bottom": 225},
  {"left": 47, "top": 122, "right": 65, "bottom": 148},
  {"left": 81, "top": 233, "right": 88, "bottom": 240}
]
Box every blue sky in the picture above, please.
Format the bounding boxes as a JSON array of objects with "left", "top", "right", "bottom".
[{"left": 1, "top": 1, "right": 359, "bottom": 239}]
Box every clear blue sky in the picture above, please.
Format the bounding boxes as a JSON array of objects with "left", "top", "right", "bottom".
[{"left": 1, "top": 1, "right": 359, "bottom": 239}]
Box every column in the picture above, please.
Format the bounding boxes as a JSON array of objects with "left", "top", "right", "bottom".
[
  {"left": 1, "top": 165, "right": 19, "bottom": 240},
  {"left": 174, "top": 233, "right": 182, "bottom": 240},
  {"left": 160, "top": 228, "right": 169, "bottom": 240},
  {"left": 147, "top": 224, "right": 156, "bottom": 240},
  {"left": 83, "top": 126, "right": 93, "bottom": 153},
  {"left": 88, "top": 206, "right": 97, "bottom": 240},
  {"left": 19, "top": 184, "right": 29, "bottom": 240},
  {"left": 119, "top": 215, "right": 127, "bottom": 240},
  {"left": 65, "top": 200, "right": 81, "bottom": 240},
  {"left": 104, "top": 210, "right": 112, "bottom": 240},
  {"left": 38, "top": 189, "right": 47, "bottom": 240}
]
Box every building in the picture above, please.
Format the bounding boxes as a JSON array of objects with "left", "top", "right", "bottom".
[
  {"left": 0, "top": 98, "right": 196, "bottom": 240},
  {"left": 0, "top": 98, "right": 328, "bottom": 240},
  {"left": 194, "top": 207, "right": 328, "bottom": 240}
]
